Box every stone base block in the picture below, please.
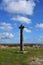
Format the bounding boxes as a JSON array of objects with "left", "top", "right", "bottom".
[{"left": 16, "top": 51, "right": 29, "bottom": 54}]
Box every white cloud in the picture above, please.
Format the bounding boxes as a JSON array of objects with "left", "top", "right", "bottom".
[
  {"left": 24, "top": 36, "right": 43, "bottom": 43},
  {"left": 0, "top": 32, "right": 14, "bottom": 39},
  {"left": 24, "top": 28, "right": 32, "bottom": 33},
  {"left": 36, "top": 23, "right": 43, "bottom": 29},
  {"left": 11, "top": 16, "right": 31, "bottom": 24},
  {"left": 0, "top": 22, "right": 13, "bottom": 31},
  {"left": 36, "top": 36, "right": 43, "bottom": 43},
  {"left": 1, "top": 0, "right": 36, "bottom": 15},
  {"left": 1, "top": 22, "right": 11, "bottom": 26},
  {"left": 39, "top": 36, "right": 43, "bottom": 39}
]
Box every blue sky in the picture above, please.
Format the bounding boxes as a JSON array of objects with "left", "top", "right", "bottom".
[{"left": 0, "top": 0, "right": 43, "bottom": 44}]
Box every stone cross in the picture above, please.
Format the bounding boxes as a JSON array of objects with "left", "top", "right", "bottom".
[{"left": 19, "top": 25, "right": 24, "bottom": 51}]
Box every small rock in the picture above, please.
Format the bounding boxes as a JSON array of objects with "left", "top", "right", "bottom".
[{"left": 30, "top": 57, "right": 43, "bottom": 65}]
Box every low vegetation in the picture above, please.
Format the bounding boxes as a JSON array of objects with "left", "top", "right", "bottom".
[{"left": 0, "top": 46, "right": 43, "bottom": 65}]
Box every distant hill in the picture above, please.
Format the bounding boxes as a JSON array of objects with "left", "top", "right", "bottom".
[{"left": 0, "top": 43, "right": 43, "bottom": 47}]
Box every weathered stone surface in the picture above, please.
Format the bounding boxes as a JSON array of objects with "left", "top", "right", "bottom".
[
  {"left": 30, "top": 57, "right": 43, "bottom": 65},
  {"left": 19, "top": 25, "right": 24, "bottom": 51}
]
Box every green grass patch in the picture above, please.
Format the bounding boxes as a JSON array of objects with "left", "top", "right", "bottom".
[{"left": 0, "top": 47, "right": 43, "bottom": 65}]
